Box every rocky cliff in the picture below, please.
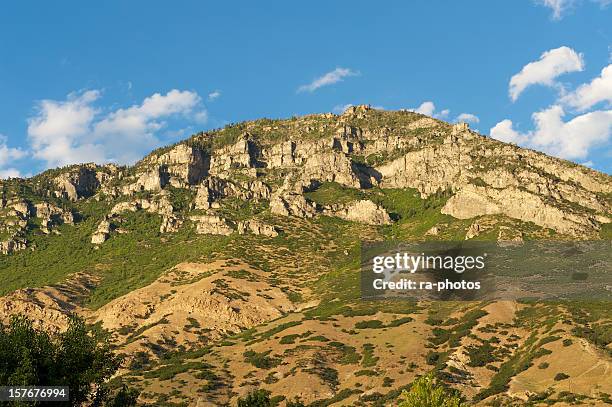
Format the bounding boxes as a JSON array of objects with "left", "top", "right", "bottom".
[{"left": 1, "top": 104, "right": 609, "bottom": 256}]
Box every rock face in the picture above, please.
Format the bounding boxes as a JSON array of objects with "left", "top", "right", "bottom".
[
  {"left": 53, "top": 164, "right": 108, "bottom": 201},
  {"left": 91, "top": 220, "right": 112, "bottom": 244},
  {"left": 190, "top": 215, "right": 233, "bottom": 235},
  {"left": 327, "top": 200, "right": 391, "bottom": 225},
  {"left": 270, "top": 193, "right": 317, "bottom": 218},
  {"left": 1, "top": 106, "right": 611, "bottom": 259},
  {"left": 442, "top": 184, "right": 600, "bottom": 237},
  {"left": 160, "top": 215, "right": 183, "bottom": 233},
  {"left": 302, "top": 152, "right": 362, "bottom": 188},
  {"left": 210, "top": 134, "right": 260, "bottom": 174},
  {"left": 155, "top": 144, "right": 210, "bottom": 185},
  {"left": 237, "top": 220, "right": 279, "bottom": 237}
]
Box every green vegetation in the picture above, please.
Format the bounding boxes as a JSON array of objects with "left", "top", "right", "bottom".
[
  {"left": 243, "top": 350, "right": 280, "bottom": 370},
  {"left": 361, "top": 343, "right": 379, "bottom": 368},
  {"left": 0, "top": 315, "right": 137, "bottom": 406},
  {"left": 237, "top": 389, "right": 273, "bottom": 407},
  {"left": 304, "top": 182, "right": 364, "bottom": 206},
  {"left": 398, "top": 374, "right": 465, "bottom": 407},
  {"left": 465, "top": 340, "right": 497, "bottom": 367},
  {"left": 354, "top": 320, "right": 384, "bottom": 329}
]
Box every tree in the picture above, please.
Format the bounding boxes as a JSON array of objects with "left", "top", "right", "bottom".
[
  {"left": 0, "top": 315, "right": 138, "bottom": 406},
  {"left": 398, "top": 374, "right": 465, "bottom": 407},
  {"left": 286, "top": 398, "right": 306, "bottom": 407},
  {"left": 236, "top": 389, "right": 272, "bottom": 407}
]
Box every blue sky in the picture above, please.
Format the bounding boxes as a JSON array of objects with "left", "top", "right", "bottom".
[{"left": 1, "top": 0, "right": 611, "bottom": 177}]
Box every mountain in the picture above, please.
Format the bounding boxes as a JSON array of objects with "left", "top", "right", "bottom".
[{"left": 0, "top": 105, "right": 611, "bottom": 406}]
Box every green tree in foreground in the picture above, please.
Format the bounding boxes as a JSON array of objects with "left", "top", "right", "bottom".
[
  {"left": 399, "top": 374, "right": 465, "bottom": 407},
  {"left": 0, "top": 315, "right": 138, "bottom": 406}
]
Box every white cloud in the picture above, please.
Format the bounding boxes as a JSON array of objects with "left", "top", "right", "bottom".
[
  {"left": 298, "top": 68, "right": 359, "bottom": 93},
  {"left": 581, "top": 160, "right": 594, "bottom": 167},
  {"left": 536, "top": 0, "right": 612, "bottom": 19},
  {"left": 0, "top": 135, "right": 26, "bottom": 179},
  {"left": 561, "top": 64, "right": 612, "bottom": 111},
  {"left": 0, "top": 135, "right": 27, "bottom": 167},
  {"left": 411, "top": 101, "right": 435, "bottom": 116},
  {"left": 437, "top": 109, "right": 450, "bottom": 119},
  {"left": 456, "top": 113, "right": 480, "bottom": 123},
  {"left": 536, "top": 0, "right": 576, "bottom": 19},
  {"left": 490, "top": 106, "right": 612, "bottom": 160},
  {"left": 509, "top": 46, "right": 584, "bottom": 101},
  {"left": 27, "top": 89, "right": 206, "bottom": 167},
  {"left": 0, "top": 168, "right": 21, "bottom": 179},
  {"left": 208, "top": 90, "right": 221, "bottom": 101},
  {"left": 490, "top": 119, "right": 529, "bottom": 144},
  {"left": 409, "top": 101, "right": 450, "bottom": 119}
]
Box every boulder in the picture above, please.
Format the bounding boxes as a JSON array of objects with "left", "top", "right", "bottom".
[
  {"left": 190, "top": 215, "right": 233, "bottom": 235},
  {"left": 330, "top": 200, "right": 391, "bottom": 225},
  {"left": 237, "top": 220, "right": 279, "bottom": 237},
  {"left": 91, "top": 220, "right": 112, "bottom": 244}
]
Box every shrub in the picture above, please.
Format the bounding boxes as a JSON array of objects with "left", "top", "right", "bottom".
[
  {"left": 426, "top": 351, "right": 441, "bottom": 365},
  {"left": 554, "top": 372, "right": 570, "bottom": 381},
  {"left": 398, "top": 374, "right": 465, "bottom": 407},
  {"left": 354, "top": 320, "right": 384, "bottom": 329},
  {"left": 237, "top": 389, "right": 272, "bottom": 407},
  {"left": 243, "top": 350, "right": 280, "bottom": 369}
]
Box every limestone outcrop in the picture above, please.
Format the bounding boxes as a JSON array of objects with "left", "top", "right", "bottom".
[
  {"left": 190, "top": 215, "right": 233, "bottom": 235},
  {"left": 154, "top": 144, "right": 209, "bottom": 185},
  {"left": 442, "top": 184, "right": 603, "bottom": 237},
  {"left": 302, "top": 152, "right": 361, "bottom": 188},
  {"left": 91, "top": 220, "right": 112, "bottom": 244},
  {"left": 52, "top": 164, "right": 114, "bottom": 201},
  {"left": 209, "top": 134, "right": 260, "bottom": 174},
  {"left": 326, "top": 200, "right": 392, "bottom": 225},
  {"left": 237, "top": 220, "right": 279, "bottom": 237},
  {"left": 160, "top": 215, "right": 183, "bottom": 233},
  {"left": 1, "top": 106, "right": 611, "bottom": 258},
  {"left": 270, "top": 192, "right": 317, "bottom": 218}
]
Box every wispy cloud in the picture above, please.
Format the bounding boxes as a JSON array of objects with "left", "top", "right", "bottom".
[
  {"left": 208, "top": 90, "right": 221, "bottom": 101},
  {"left": 536, "top": 0, "right": 576, "bottom": 20},
  {"left": 535, "top": 0, "right": 611, "bottom": 20},
  {"left": 298, "top": 67, "right": 359, "bottom": 93},
  {"left": 509, "top": 46, "right": 584, "bottom": 101}
]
